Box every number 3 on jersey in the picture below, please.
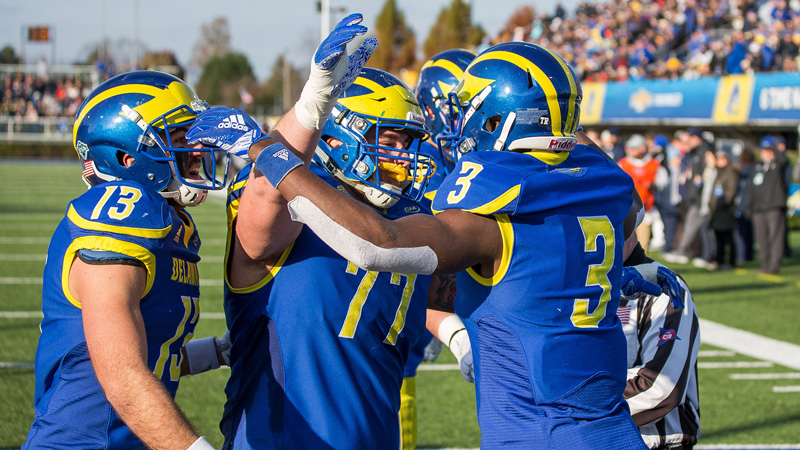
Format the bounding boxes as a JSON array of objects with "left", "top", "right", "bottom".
[
  {"left": 447, "top": 162, "right": 483, "bottom": 204},
  {"left": 571, "top": 216, "right": 615, "bottom": 328}
]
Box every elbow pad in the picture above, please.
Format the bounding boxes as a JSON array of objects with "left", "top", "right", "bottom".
[{"left": 287, "top": 196, "right": 438, "bottom": 274}]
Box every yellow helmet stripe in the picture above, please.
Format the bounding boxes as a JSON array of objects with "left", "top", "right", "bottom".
[
  {"left": 73, "top": 81, "right": 197, "bottom": 148},
  {"left": 430, "top": 58, "right": 467, "bottom": 79},
  {"left": 469, "top": 50, "right": 564, "bottom": 136},
  {"left": 540, "top": 46, "right": 580, "bottom": 134},
  {"left": 73, "top": 84, "right": 164, "bottom": 147},
  {"left": 352, "top": 76, "right": 384, "bottom": 93}
]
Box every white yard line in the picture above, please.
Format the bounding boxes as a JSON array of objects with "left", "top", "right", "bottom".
[
  {"left": 0, "top": 254, "right": 46, "bottom": 261},
  {"left": 730, "top": 373, "right": 800, "bottom": 380},
  {"left": 700, "top": 319, "right": 800, "bottom": 371},
  {"left": 699, "top": 362, "right": 774, "bottom": 369},
  {"left": 0, "top": 362, "right": 34, "bottom": 369},
  {"left": 699, "top": 350, "right": 736, "bottom": 357},
  {"left": 772, "top": 386, "right": 800, "bottom": 393},
  {"left": 418, "top": 364, "right": 460, "bottom": 371}
]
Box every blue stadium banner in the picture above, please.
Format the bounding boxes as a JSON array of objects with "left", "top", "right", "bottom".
[
  {"left": 600, "top": 78, "right": 719, "bottom": 123},
  {"left": 748, "top": 72, "right": 800, "bottom": 124}
]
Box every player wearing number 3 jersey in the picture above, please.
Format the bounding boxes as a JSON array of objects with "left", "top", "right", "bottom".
[{"left": 249, "top": 41, "right": 649, "bottom": 449}]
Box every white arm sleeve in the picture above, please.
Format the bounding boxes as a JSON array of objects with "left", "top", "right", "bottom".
[{"left": 287, "top": 196, "right": 438, "bottom": 274}]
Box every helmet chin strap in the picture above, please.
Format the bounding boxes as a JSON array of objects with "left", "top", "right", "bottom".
[
  {"left": 159, "top": 157, "right": 208, "bottom": 207},
  {"left": 354, "top": 182, "right": 401, "bottom": 209},
  {"left": 162, "top": 179, "right": 208, "bottom": 207}
]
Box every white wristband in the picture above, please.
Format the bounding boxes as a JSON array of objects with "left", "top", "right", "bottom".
[
  {"left": 187, "top": 436, "right": 216, "bottom": 450},
  {"left": 184, "top": 337, "right": 220, "bottom": 375},
  {"left": 437, "top": 315, "right": 466, "bottom": 348}
]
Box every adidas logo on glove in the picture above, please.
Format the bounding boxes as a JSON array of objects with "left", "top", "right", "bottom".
[
  {"left": 218, "top": 115, "right": 249, "bottom": 131},
  {"left": 274, "top": 148, "right": 291, "bottom": 161}
]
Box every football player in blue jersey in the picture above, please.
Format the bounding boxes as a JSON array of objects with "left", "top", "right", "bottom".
[
  {"left": 184, "top": 15, "right": 454, "bottom": 449},
  {"left": 23, "top": 71, "right": 237, "bottom": 450},
  {"left": 245, "top": 41, "right": 655, "bottom": 449}
]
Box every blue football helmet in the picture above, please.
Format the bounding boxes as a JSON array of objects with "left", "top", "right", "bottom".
[
  {"left": 415, "top": 49, "right": 476, "bottom": 156},
  {"left": 316, "top": 68, "right": 433, "bottom": 208},
  {"left": 448, "top": 42, "right": 581, "bottom": 158},
  {"left": 73, "top": 70, "right": 229, "bottom": 207}
]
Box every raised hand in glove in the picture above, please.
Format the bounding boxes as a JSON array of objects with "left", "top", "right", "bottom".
[{"left": 295, "top": 13, "right": 378, "bottom": 130}]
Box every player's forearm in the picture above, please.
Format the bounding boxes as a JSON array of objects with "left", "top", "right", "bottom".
[{"left": 101, "top": 366, "right": 200, "bottom": 450}]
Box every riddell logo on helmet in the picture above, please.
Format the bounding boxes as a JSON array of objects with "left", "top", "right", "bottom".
[
  {"left": 548, "top": 139, "right": 576, "bottom": 150},
  {"left": 218, "top": 115, "right": 249, "bottom": 131}
]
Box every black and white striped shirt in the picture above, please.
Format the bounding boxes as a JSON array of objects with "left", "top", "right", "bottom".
[{"left": 620, "top": 264, "right": 700, "bottom": 449}]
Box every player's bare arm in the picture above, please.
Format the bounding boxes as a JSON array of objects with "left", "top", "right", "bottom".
[
  {"left": 72, "top": 259, "right": 201, "bottom": 450},
  {"left": 270, "top": 162, "right": 503, "bottom": 276}
]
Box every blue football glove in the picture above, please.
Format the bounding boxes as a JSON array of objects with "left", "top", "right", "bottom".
[
  {"left": 185, "top": 107, "right": 267, "bottom": 161},
  {"left": 295, "top": 13, "right": 378, "bottom": 130},
  {"left": 315, "top": 13, "right": 378, "bottom": 97},
  {"left": 627, "top": 262, "right": 685, "bottom": 309},
  {"left": 657, "top": 265, "right": 685, "bottom": 309},
  {"left": 621, "top": 266, "right": 663, "bottom": 299}
]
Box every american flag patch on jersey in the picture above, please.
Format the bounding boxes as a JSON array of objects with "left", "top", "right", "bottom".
[
  {"left": 617, "top": 305, "right": 631, "bottom": 324},
  {"left": 82, "top": 160, "right": 95, "bottom": 178}
]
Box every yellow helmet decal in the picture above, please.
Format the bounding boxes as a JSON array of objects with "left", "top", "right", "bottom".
[
  {"left": 73, "top": 81, "right": 198, "bottom": 148},
  {"left": 463, "top": 50, "right": 578, "bottom": 137},
  {"left": 338, "top": 77, "right": 421, "bottom": 123},
  {"left": 539, "top": 46, "right": 580, "bottom": 134}
]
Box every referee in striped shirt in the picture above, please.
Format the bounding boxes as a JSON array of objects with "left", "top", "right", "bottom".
[{"left": 622, "top": 241, "right": 701, "bottom": 449}]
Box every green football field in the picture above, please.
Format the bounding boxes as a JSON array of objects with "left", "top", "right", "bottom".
[{"left": 1, "top": 160, "right": 799, "bottom": 448}]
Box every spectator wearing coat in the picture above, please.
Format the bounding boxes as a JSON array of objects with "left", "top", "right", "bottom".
[{"left": 709, "top": 150, "right": 740, "bottom": 270}]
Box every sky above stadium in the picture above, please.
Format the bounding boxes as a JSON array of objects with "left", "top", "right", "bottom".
[{"left": 0, "top": 0, "right": 583, "bottom": 82}]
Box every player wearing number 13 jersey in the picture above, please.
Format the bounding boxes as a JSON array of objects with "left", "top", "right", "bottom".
[
  {"left": 24, "top": 71, "right": 232, "bottom": 449},
  {"left": 26, "top": 182, "right": 203, "bottom": 447}
]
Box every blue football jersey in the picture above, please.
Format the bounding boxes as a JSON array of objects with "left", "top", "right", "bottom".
[
  {"left": 432, "top": 146, "right": 647, "bottom": 449},
  {"left": 221, "top": 164, "right": 432, "bottom": 449},
  {"left": 24, "top": 180, "right": 202, "bottom": 450}
]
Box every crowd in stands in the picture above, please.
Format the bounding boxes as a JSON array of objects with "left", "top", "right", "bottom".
[
  {"left": 1, "top": 71, "right": 93, "bottom": 120},
  {"left": 5, "top": 0, "right": 800, "bottom": 118},
  {"left": 481, "top": 0, "right": 800, "bottom": 81},
  {"left": 585, "top": 126, "right": 798, "bottom": 274}
]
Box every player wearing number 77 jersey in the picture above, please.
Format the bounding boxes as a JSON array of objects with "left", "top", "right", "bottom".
[
  {"left": 248, "top": 41, "right": 650, "bottom": 449},
  {"left": 187, "top": 18, "right": 442, "bottom": 448}
]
